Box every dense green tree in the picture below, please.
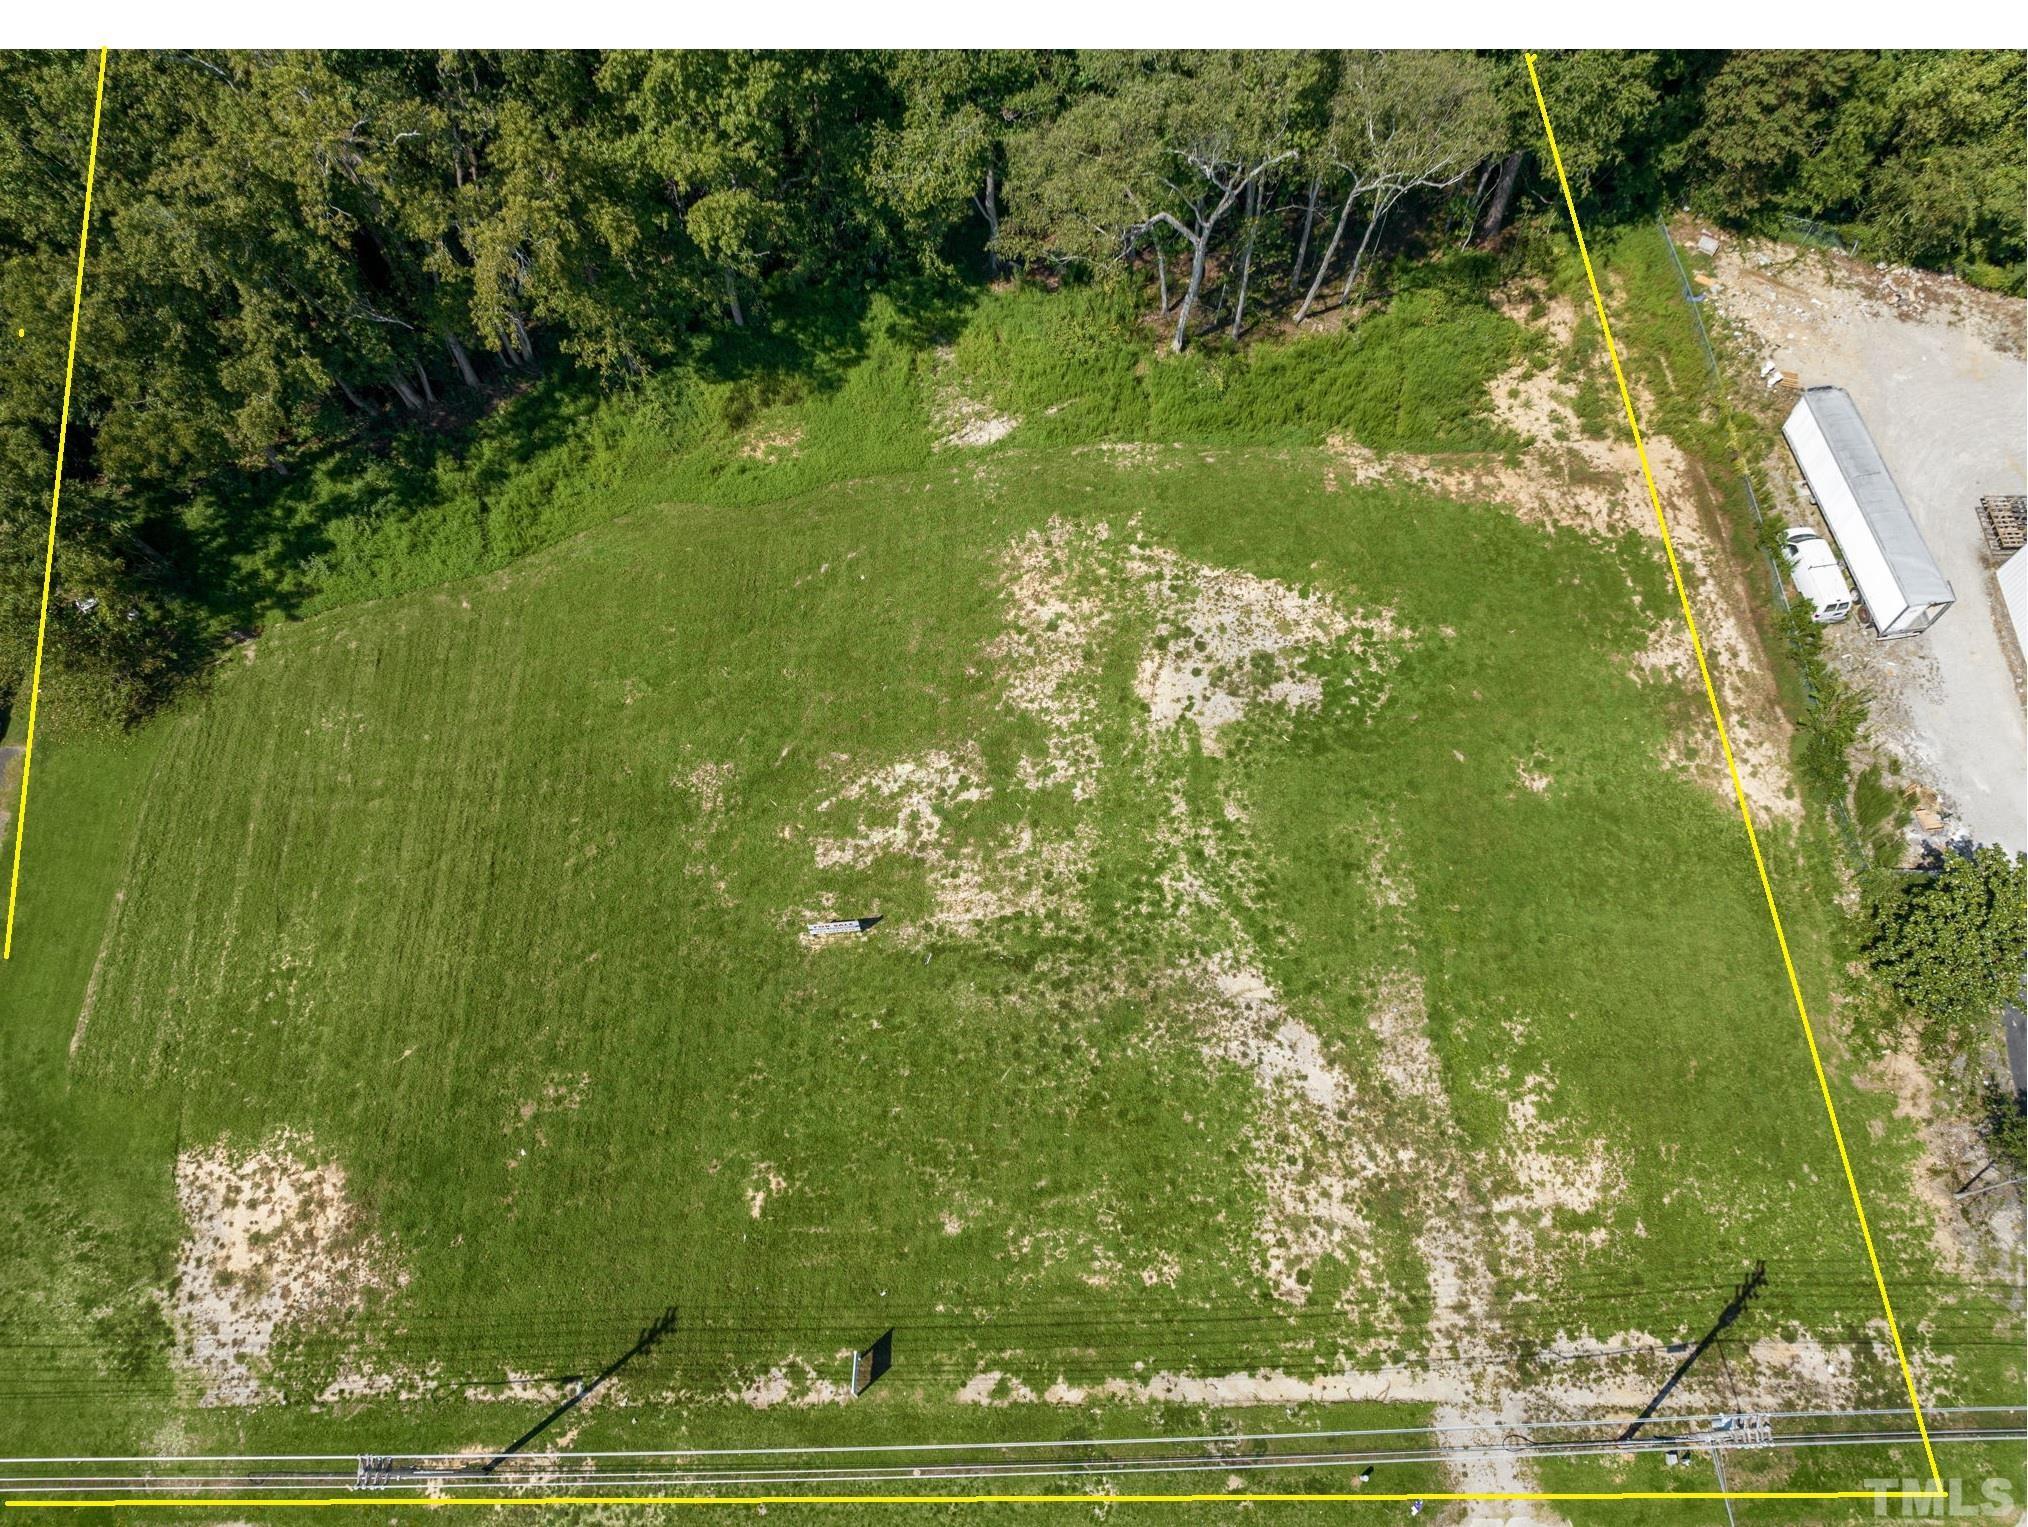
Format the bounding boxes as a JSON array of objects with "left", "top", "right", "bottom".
[
  {"left": 2, "top": 47, "right": 2023, "bottom": 731},
  {"left": 1865, "top": 51, "right": 2028, "bottom": 285},
  {"left": 1005, "top": 53, "right": 1308, "bottom": 350},
  {"left": 1521, "top": 50, "right": 1709, "bottom": 219},
  {"left": 1292, "top": 50, "right": 1499, "bottom": 324},
  {"left": 870, "top": 49, "right": 1065, "bottom": 277},
  {"left": 1865, "top": 846, "right": 2028, "bottom": 1059},
  {"left": 1687, "top": 50, "right": 1888, "bottom": 228}
]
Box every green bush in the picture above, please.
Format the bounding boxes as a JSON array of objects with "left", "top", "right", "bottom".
[
  {"left": 1863, "top": 844, "right": 2028, "bottom": 1059},
  {"left": 1775, "top": 605, "right": 1868, "bottom": 801}
]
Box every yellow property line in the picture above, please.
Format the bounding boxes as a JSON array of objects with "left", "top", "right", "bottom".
[
  {"left": 0, "top": 1490, "right": 1977, "bottom": 1512},
  {"left": 1522, "top": 52, "right": 1943, "bottom": 1494},
  {"left": 0, "top": 53, "right": 1958, "bottom": 1515},
  {"left": 4, "top": 46, "right": 108, "bottom": 961}
]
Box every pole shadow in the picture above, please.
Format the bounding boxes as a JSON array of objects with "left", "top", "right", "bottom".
[
  {"left": 479, "top": 1304, "right": 679, "bottom": 1472},
  {"left": 1618, "top": 1262, "right": 1766, "bottom": 1445}
]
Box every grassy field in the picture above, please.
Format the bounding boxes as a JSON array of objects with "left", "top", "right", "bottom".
[{"left": 2, "top": 230, "right": 2018, "bottom": 1521}]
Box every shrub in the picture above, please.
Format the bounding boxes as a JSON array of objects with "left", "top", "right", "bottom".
[
  {"left": 1777, "top": 604, "right": 1868, "bottom": 802},
  {"left": 1863, "top": 843, "right": 2028, "bottom": 1059}
]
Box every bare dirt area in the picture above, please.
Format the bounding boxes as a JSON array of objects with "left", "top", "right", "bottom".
[
  {"left": 1700, "top": 234, "right": 2028, "bottom": 851},
  {"left": 929, "top": 346, "right": 1019, "bottom": 450},
  {"left": 0, "top": 743, "right": 19, "bottom": 843},
  {"left": 807, "top": 516, "right": 1405, "bottom": 944},
  {"left": 170, "top": 1132, "right": 401, "bottom": 1406}
]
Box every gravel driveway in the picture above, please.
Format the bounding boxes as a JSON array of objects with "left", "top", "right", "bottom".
[{"left": 1704, "top": 241, "right": 2027, "bottom": 853}]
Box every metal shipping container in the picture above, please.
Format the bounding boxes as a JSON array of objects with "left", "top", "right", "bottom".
[{"left": 1782, "top": 386, "right": 1954, "bottom": 638}]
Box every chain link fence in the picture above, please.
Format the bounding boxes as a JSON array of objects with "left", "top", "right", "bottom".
[
  {"left": 1780, "top": 214, "right": 1860, "bottom": 257},
  {"left": 1654, "top": 220, "right": 1867, "bottom": 869}
]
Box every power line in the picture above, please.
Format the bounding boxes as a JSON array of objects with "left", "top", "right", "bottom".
[{"left": 2, "top": 1419, "right": 2018, "bottom": 1499}]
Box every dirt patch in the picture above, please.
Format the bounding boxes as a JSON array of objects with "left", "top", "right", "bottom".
[
  {"left": 1854, "top": 1048, "right": 2017, "bottom": 1283},
  {"left": 739, "top": 425, "right": 803, "bottom": 463},
  {"left": 1703, "top": 234, "right": 2022, "bottom": 367},
  {"left": 1364, "top": 970, "right": 1443, "bottom": 1106},
  {"left": 933, "top": 821, "right": 1096, "bottom": 934},
  {"left": 506, "top": 1073, "right": 591, "bottom": 1139},
  {"left": 929, "top": 347, "right": 1019, "bottom": 450},
  {"left": 1322, "top": 347, "right": 1705, "bottom": 547},
  {"left": 677, "top": 760, "right": 735, "bottom": 815},
  {"left": 734, "top": 1357, "right": 853, "bottom": 1409},
  {"left": 746, "top": 1162, "right": 788, "bottom": 1220},
  {"left": 955, "top": 1370, "right": 1040, "bottom": 1405},
  {"left": 1186, "top": 952, "right": 1396, "bottom": 1307},
  {"left": 0, "top": 744, "right": 19, "bottom": 843},
  {"left": 1488, "top": 1073, "right": 1627, "bottom": 1267},
  {"left": 1128, "top": 546, "right": 1399, "bottom": 754},
  {"left": 170, "top": 1131, "right": 401, "bottom": 1406},
  {"left": 989, "top": 519, "right": 1117, "bottom": 799},
  {"left": 809, "top": 741, "right": 1091, "bottom": 940},
  {"left": 810, "top": 519, "right": 1403, "bottom": 940},
  {"left": 813, "top": 748, "right": 990, "bottom": 870}
]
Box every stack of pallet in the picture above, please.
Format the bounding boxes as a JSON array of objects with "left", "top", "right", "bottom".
[{"left": 1975, "top": 495, "right": 2026, "bottom": 558}]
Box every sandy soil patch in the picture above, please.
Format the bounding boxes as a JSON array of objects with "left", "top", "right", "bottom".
[
  {"left": 989, "top": 519, "right": 1117, "bottom": 799},
  {"left": 929, "top": 347, "right": 1019, "bottom": 450},
  {"left": 738, "top": 425, "right": 804, "bottom": 463},
  {"left": 1127, "top": 546, "right": 1399, "bottom": 754},
  {"left": 1703, "top": 234, "right": 2022, "bottom": 365},
  {"left": 1322, "top": 312, "right": 1702, "bottom": 547},
  {"left": 1488, "top": 1073, "right": 1626, "bottom": 1267},
  {"left": 170, "top": 1131, "right": 401, "bottom": 1406},
  {"left": 811, "top": 518, "right": 1402, "bottom": 940},
  {"left": 676, "top": 759, "right": 735, "bottom": 815},
  {"left": 955, "top": 1370, "right": 1040, "bottom": 1405},
  {"left": 746, "top": 1162, "right": 788, "bottom": 1220},
  {"left": 809, "top": 741, "right": 1093, "bottom": 939},
  {"left": 933, "top": 821, "right": 1096, "bottom": 934},
  {"left": 1855, "top": 1048, "right": 2019, "bottom": 1284},
  {"left": 1327, "top": 293, "right": 1799, "bottom": 823},
  {"left": 813, "top": 748, "right": 990, "bottom": 870},
  {"left": 734, "top": 1358, "right": 853, "bottom": 1409},
  {"left": 1185, "top": 953, "right": 1396, "bottom": 1310}
]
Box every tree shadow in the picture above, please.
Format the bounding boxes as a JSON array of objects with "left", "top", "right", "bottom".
[{"left": 146, "top": 271, "right": 987, "bottom": 658}]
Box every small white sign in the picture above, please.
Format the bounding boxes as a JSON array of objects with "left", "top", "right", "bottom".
[{"left": 806, "top": 918, "right": 874, "bottom": 938}]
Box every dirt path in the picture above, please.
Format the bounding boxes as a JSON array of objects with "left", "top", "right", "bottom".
[{"left": 0, "top": 743, "right": 20, "bottom": 841}]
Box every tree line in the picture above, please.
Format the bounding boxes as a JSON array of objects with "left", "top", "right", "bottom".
[{"left": 2, "top": 48, "right": 2023, "bottom": 734}]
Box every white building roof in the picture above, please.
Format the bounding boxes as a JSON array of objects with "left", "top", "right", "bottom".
[{"left": 1792, "top": 387, "right": 1953, "bottom": 611}]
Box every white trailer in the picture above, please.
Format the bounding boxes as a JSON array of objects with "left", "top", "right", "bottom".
[
  {"left": 1782, "top": 386, "right": 1954, "bottom": 638},
  {"left": 2000, "top": 545, "right": 2028, "bottom": 657}
]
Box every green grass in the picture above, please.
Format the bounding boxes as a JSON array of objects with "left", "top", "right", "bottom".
[
  {"left": 169, "top": 275, "right": 1525, "bottom": 646},
  {"left": 2, "top": 258, "right": 2017, "bottom": 1501}
]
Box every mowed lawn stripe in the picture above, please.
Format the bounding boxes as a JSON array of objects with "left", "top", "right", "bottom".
[{"left": 38, "top": 457, "right": 2015, "bottom": 1434}]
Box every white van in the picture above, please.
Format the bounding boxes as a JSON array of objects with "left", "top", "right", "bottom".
[{"left": 1779, "top": 527, "right": 1854, "bottom": 623}]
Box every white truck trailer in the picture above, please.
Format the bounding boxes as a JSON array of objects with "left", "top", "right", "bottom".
[{"left": 1782, "top": 386, "right": 1954, "bottom": 638}]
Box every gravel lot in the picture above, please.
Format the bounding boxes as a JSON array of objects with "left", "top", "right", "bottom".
[{"left": 1703, "top": 239, "right": 2028, "bottom": 853}]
